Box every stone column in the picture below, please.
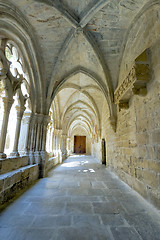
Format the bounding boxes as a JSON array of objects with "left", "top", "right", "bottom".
[
  {"left": 40, "top": 115, "right": 50, "bottom": 178},
  {"left": 41, "top": 115, "right": 50, "bottom": 152},
  {"left": 39, "top": 123, "right": 43, "bottom": 151},
  {"left": 55, "top": 130, "right": 58, "bottom": 155},
  {"left": 53, "top": 133, "right": 56, "bottom": 155},
  {"left": 67, "top": 137, "right": 71, "bottom": 156},
  {"left": 0, "top": 97, "right": 14, "bottom": 159},
  {"left": 58, "top": 130, "right": 62, "bottom": 163},
  {"left": 21, "top": 111, "right": 32, "bottom": 156},
  {"left": 62, "top": 134, "right": 67, "bottom": 158},
  {"left": 35, "top": 114, "right": 43, "bottom": 164},
  {"left": 29, "top": 114, "right": 36, "bottom": 164},
  {"left": 61, "top": 135, "right": 64, "bottom": 153},
  {"left": 51, "top": 128, "right": 54, "bottom": 154},
  {"left": 10, "top": 105, "right": 26, "bottom": 156}
]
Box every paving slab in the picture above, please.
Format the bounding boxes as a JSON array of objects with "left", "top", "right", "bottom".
[{"left": 0, "top": 155, "right": 160, "bottom": 240}]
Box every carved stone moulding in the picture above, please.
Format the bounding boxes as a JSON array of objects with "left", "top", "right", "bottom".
[{"left": 114, "top": 62, "right": 150, "bottom": 110}]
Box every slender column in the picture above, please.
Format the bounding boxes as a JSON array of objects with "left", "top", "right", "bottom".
[
  {"left": 42, "top": 124, "right": 47, "bottom": 151},
  {"left": 67, "top": 137, "right": 71, "bottom": 156},
  {"left": 39, "top": 123, "right": 43, "bottom": 151},
  {"left": 62, "top": 134, "right": 67, "bottom": 155},
  {"left": 34, "top": 114, "right": 43, "bottom": 164},
  {"left": 58, "top": 130, "right": 62, "bottom": 163},
  {"left": 29, "top": 114, "right": 36, "bottom": 164},
  {"left": 33, "top": 123, "right": 37, "bottom": 152},
  {"left": 0, "top": 97, "right": 14, "bottom": 159},
  {"left": 51, "top": 128, "right": 54, "bottom": 153},
  {"left": 53, "top": 133, "right": 56, "bottom": 153},
  {"left": 36, "top": 114, "right": 43, "bottom": 151},
  {"left": 49, "top": 126, "right": 52, "bottom": 152},
  {"left": 22, "top": 112, "right": 32, "bottom": 155},
  {"left": 55, "top": 131, "right": 58, "bottom": 152},
  {"left": 10, "top": 106, "right": 26, "bottom": 156},
  {"left": 41, "top": 115, "right": 50, "bottom": 152},
  {"left": 40, "top": 115, "right": 50, "bottom": 178},
  {"left": 61, "top": 136, "right": 64, "bottom": 153},
  {"left": 58, "top": 131, "right": 61, "bottom": 150}
]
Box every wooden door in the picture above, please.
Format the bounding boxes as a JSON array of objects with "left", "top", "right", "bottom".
[{"left": 74, "top": 136, "right": 86, "bottom": 154}]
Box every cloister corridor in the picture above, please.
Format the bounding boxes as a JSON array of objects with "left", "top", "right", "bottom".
[{"left": 0, "top": 155, "right": 160, "bottom": 240}]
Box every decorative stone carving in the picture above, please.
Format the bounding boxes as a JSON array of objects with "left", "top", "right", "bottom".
[
  {"left": 114, "top": 62, "right": 150, "bottom": 110},
  {"left": 114, "top": 66, "right": 136, "bottom": 106},
  {"left": 0, "top": 43, "right": 26, "bottom": 158}
]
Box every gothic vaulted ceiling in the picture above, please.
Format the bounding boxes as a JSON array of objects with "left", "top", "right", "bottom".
[{"left": 1, "top": 0, "right": 158, "bottom": 134}]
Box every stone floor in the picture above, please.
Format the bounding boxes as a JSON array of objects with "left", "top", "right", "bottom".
[{"left": 0, "top": 155, "right": 160, "bottom": 240}]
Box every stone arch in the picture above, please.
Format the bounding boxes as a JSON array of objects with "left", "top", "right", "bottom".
[
  {"left": 67, "top": 113, "right": 93, "bottom": 134},
  {"left": 0, "top": 1, "right": 44, "bottom": 113},
  {"left": 48, "top": 68, "right": 115, "bottom": 120},
  {"left": 119, "top": 1, "right": 160, "bottom": 84},
  {"left": 59, "top": 89, "right": 101, "bottom": 131}
]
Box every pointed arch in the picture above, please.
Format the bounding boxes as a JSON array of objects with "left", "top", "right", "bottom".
[{"left": 0, "top": 1, "right": 44, "bottom": 113}]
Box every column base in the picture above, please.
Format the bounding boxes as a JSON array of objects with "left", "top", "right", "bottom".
[
  {"left": 0, "top": 152, "right": 7, "bottom": 159},
  {"left": 40, "top": 151, "right": 48, "bottom": 178},
  {"left": 10, "top": 151, "right": 20, "bottom": 157},
  {"left": 34, "top": 151, "right": 41, "bottom": 164},
  {"left": 19, "top": 150, "right": 29, "bottom": 156},
  {"left": 29, "top": 151, "right": 35, "bottom": 165},
  {"left": 58, "top": 151, "right": 62, "bottom": 163}
]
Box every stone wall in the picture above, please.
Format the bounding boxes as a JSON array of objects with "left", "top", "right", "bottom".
[
  {"left": 0, "top": 156, "right": 29, "bottom": 175},
  {"left": 0, "top": 150, "right": 64, "bottom": 206},
  {"left": 45, "top": 155, "right": 59, "bottom": 175},
  {"left": 103, "top": 41, "right": 160, "bottom": 209},
  {"left": 91, "top": 140, "right": 101, "bottom": 161},
  {"left": 0, "top": 164, "right": 39, "bottom": 206}
]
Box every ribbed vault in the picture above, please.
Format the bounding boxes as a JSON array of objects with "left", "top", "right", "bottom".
[
  {"left": 52, "top": 72, "right": 106, "bottom": 139},
  {"left": 1, "top": 0, "right": 155, "bottom": 121}
]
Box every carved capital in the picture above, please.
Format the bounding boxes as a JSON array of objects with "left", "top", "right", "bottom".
[
  {"left": 2, "top": 97, "right": 14, "bottom": 113},
  {"left": 16, "top": 105, "right": 26, "bottom": 119},
  {"left": 42, "top": 114, "right": 50, "bottom": 128},
  {"left": 35, "top": 113, "right": 44, "bottom": 124},
  {"left": 22, "top": 111, "right": 32, "bottom": 124}
]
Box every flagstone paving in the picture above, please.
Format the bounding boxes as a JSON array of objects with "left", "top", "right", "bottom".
[{"left": 0, "top": 155, "right": 160, "bottom": 240}]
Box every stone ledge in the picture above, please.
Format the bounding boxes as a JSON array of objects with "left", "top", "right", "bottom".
[
  {"left": 0, "top": 156, "right": 29, "bottom": 175},
  {"left": 46, "top": 156, "right": 59, "bottom": 174},
  {"left": 0, "top": 164, "right": 39, "bottom": 205}
]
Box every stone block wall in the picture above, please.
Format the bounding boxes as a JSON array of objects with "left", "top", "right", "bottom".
[
  {"left": 102, "top": 41, "right": 160, "bottom": 209},
  {"left": 45, "top": 155, "right": 59, "bottom": 175},
  {"left": 0, "top": 164, "right": 39, "bottom": 206},
  {"left": 0, "top": 156, "right": 28, "bottom": 175},
  {"left": 91, "top": 140, "right": 101, "bottom": 161}
]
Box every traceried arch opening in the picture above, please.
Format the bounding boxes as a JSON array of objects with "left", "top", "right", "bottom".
[{"left": 0, "top": 39, "right": 30, "bottom": 156}]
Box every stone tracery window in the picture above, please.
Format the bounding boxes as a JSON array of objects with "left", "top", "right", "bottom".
[{"left": 0, "top": 39, "right": 30, "bottom": 156}]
